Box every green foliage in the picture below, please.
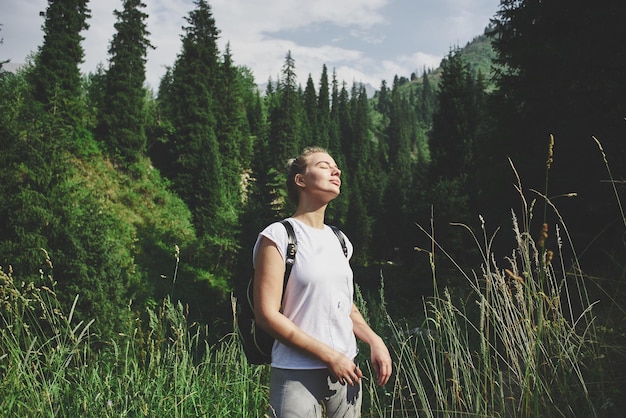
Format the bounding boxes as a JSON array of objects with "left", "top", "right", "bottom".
[
  {"left": 28, "top": 0, "right": 91, "bottom": 132},
  {"left": 96, "top": 0, "right": 153, "bottom": 163},
  {"left": 489, "top": 0, "right": 626, "bottom": 251},
  {"left": 0, "top": 272, "right": 268, "bottom": 416},
  {"left": 363, "top": 191, "right": 624, "bottom": 417},
  {"left": 3, "top": 3, "right": 625, "bottom": 401},
  {"left": 267, "top": 51, "right": 303, "bottom": 168},
  {"left": 2, "top": 195, "right": 623, "bottom": 416}
]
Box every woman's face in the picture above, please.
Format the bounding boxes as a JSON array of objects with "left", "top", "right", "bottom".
[{"left": 298, "top": 152, "right": 342, "bottom": 201}]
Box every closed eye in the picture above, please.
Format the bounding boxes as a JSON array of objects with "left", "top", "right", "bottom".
[{"left": 316, "top": 161, "right": 338, "bottom": 170}]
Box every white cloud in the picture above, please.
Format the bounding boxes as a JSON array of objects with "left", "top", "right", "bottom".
[
  {"left": 211, "top": 0, "right": 388, "bottom": 33},
  {"left": 1, "top": 0, "right": 500, "bottom": 93}
]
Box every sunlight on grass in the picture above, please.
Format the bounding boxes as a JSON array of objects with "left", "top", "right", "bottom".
[{"left": 1, "top": 165, "right": 623, "bottom": 416}]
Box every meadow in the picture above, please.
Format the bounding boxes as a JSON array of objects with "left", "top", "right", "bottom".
[{"left": 1, "top": 176, "right": 624, "bottom": 417}]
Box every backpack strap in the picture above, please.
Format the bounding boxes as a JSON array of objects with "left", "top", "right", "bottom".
[
  {"left": 330, "top": 225, "right": 348, "bottom": 258},
  {"left": 280, "top": 220, "right": 297, "bottom": 294}
]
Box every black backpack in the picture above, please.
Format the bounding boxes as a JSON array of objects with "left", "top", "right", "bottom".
[{"left": 237, "top": 219, "right": 347, "bottom": 365}]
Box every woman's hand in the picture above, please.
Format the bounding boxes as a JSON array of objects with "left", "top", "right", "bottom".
[
  {"left": 350, "top": 303, "right": 393, "bottom": 386},
  {"left": 369, "top": 337, "right": 392, "bottom": 386},
  {"left": 326, "top": 350, "right": 363, "bottom": 386}
]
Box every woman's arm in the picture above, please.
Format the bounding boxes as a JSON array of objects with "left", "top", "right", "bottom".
[
  {"left": 253, "top": 236, "right": 362, "bottom": 386},
  {"left": 350, "top": 303, "right": 392, "bottom": 386}
]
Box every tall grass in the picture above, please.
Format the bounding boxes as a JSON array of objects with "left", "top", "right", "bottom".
[
  {"left": 376, "top": 158, "right": 620, "bottom": 417},
  {"left": 1, "top": 149, "right": 623, "bottom": 416},
  {"left": 0, "top": 263, "right": 269, "bottom": 417},
  {"left": 386, "top": 216, "right": 598, "bottom": 416}
]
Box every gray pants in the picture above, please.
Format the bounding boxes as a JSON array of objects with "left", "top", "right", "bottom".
[{"left": 268, "top": 367, "right": 362, "bottom": 418}]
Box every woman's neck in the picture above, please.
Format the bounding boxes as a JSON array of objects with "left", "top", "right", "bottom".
[{"left": 292, "top": 206, "right": 327, "bottom": 229}]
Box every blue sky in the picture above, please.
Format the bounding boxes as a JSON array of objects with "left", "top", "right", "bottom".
[{"left": 0, "top": 0, "right": 500, "bottom": 91}]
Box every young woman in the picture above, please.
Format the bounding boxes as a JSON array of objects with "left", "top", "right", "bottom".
[{"left": 253, "top": 147, "right": 392, "bottom": 417}]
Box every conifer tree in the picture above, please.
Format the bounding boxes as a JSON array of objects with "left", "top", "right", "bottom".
[
  {"left": 376, "top": 79, "right": 391, "bottom": 116},
  {"left": 28, "top": 0, "right": 90, "bottom": 132},
  {"left": 97, "top": 0, "right": 153, "bottom": 163},
  {"left": 418, "top": 70, "right": 436, "bottom": 126},
  {"left": 427, "top": 49, "right": 485, "bottom": 268},
  {"left": 267, "top": 51, "right": 302, "bottom": 169},
  {"left": 336, "top": 82, "right": 352, "bottom": 158},
  {"left": 430, "top": 50, "right": 477, "bottom": 181},
  {"left": 317, "top": 65, "right": 331, "bottom": 149},
  {"left": 327, "top": 70, "right": 342, "bottom": 159},
  {"left": 215, "top": 44, "right": 251, "bottom": 213},
  {"left": 302, "top": 74, "right": 318, "bottom": 147},
  {"left": 0, "top": 68, "right": 54, "bottom": 275},
  {"left": 378, "top": 76, "right": 414, "bottom": 261},
  {"left": 161, "top": 0, "right": 224, "bottom": 237},
  {"left": 490, "top": 0, "right": 626, "bottom": 241},
  {"left": 342, "top": 84, "right": 377, "bottom": 263}
]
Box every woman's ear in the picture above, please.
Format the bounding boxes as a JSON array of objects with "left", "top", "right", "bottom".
[{"left": 295, "top": 174, "right": 305, "bottom": 187}]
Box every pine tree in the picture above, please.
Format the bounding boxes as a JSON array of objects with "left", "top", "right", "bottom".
[
  {"left": 427, "top": 49, "right": 485, "bottom": 269},
  {"left": 378, "top": 76, "right": 414, "bottom": 261},
  {"left": 302, "top": 74, "right": 318, "bottom": 147},
  {"left": 327, "top": 70, "right": 342, "bottom": 159},
  {"left": 97, "top": 0, "right": 153, "bottom": 163},
  {"left": 418, "top": 70, "right": 436, "bottom": 126},
  {"left": 215, "top": 43, "right": 251, "bottom": 214},
  {"left": 376, "top": 79, "right": 391, "bottom": 116},
  {"left": 161, "top": 0, "right": 224, "bottom": 237},
  {"left": 0, "top": 68, "right": 54, "bottom": 275},
  {"left": 268, "top": 51, "right": 302, "bottom": 169},
  {"left": 28, "top": 0, "right": 90, "bottom": 133},
  {"left": 342, "top": 84, "right": 377, "bottom": 263},
  {"left": 430, "top": 49, "right": 476, "bottom": 180},
  {"left": 490, "top": 0, "right": 626, "bottom": 241},
  {"left": 317, "top": 65, "right": 331, "bottom": 149}
]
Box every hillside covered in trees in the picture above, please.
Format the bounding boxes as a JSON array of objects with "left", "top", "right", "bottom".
[{"left": 1, "top": 0, "right": 624, "bottom": 352}]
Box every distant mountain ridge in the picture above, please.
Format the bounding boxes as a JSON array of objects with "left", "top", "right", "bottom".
[{"left": 404, "top": 31, "right": 496, "bottom": 92}]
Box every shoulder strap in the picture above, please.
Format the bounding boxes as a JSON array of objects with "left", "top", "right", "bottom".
[
  {"left": 330, "top": 225, "right": 348, "bottom": 258},
  {"left": 280, "top": 220, "right": 297, "bottom": 294}
]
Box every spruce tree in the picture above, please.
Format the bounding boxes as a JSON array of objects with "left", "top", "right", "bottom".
[
  {"left": 97, "top": 0, "right": 153, "bottom": 163},
  {"left": 28, "top": 0, "right": 90, "bottom": 133},
  {"left": 378, "top": 76, "right": 414, "bottom": 262},
  {"left": 430, "top": 50, "right": 476, "bottom": 181},
  {"left": 302, "top": 74, "right": 318, "bottom": 147},
  {"left": 342, "top": 84, "right": 377, "bottom": 263},
  {"left": 157, "top": 0, "right": 227, "bottom": 242},
  {"left": 490, "top": 0, "right": 626, "bottom": 243},
  {"left": 215, "top": 44, "right": 251, "bottom": 214},
  {"left": 267, "top": 51, "right": 302, "bottom": 169},
  {"left": 327, "top": 70, "right": 342, "bottom": 160},
  {"left": 418, "top": 70, "right": 436, "bottom": 126},
  {"left": 376, "top": 79, "right": 391, "bottom": 116},
  {"left": 317, "top": 65, "right": 331, "bottom": 149},
  {"left": 427, "top": 49, "right": 485, "bottom": 269}
]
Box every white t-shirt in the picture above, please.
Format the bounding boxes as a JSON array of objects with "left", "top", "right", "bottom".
[{"left": 252, "top": 218, "right": 358, "bottom": 369}]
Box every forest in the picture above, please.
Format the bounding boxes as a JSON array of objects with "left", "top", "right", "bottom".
[{"left": 1, "top": 0, "right": 625, "bottom": 416}]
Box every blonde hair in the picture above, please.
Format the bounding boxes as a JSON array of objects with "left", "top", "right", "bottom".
[{"left": 286, "top": 146, "right": 329, "bottom": 205}]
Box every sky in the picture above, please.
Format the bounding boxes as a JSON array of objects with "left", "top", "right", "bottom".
[{"left": 0, "top": 0, "right": 500, "bottom": 92}]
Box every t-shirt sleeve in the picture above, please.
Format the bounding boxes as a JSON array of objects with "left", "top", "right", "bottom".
[{"left": 252, "top": 221, "right": 289, "bottom": 269}]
